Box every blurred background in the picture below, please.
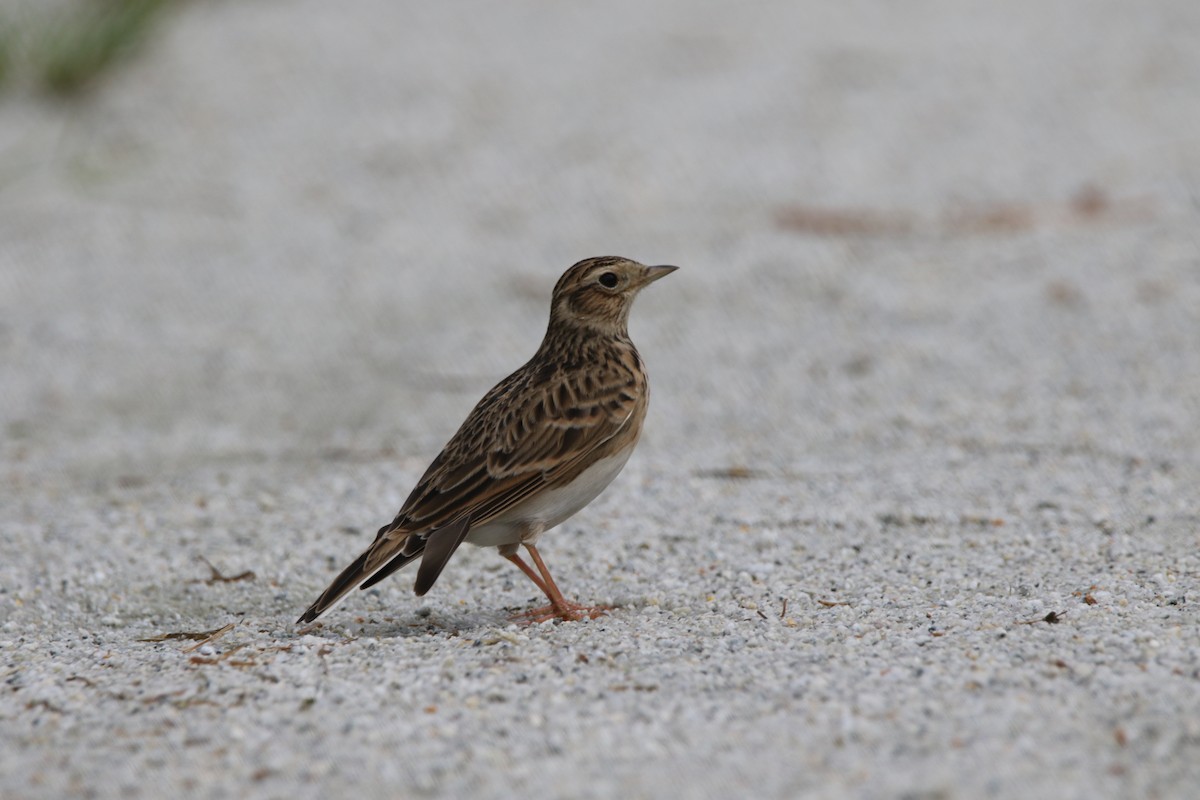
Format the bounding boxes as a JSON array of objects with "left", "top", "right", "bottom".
[
  {"left": 2, "top": 0, "right": 1198, "bottom": 484},
  {"left": 3, "top": 3, "right": 1200, "bottom": 798}
]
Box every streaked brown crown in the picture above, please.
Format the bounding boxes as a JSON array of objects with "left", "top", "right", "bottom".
[{"left": 549, "top": 256, "right": 678, "bottom": 336}]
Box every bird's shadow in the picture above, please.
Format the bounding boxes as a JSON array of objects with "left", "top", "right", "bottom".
[
  {"left": 293, "top": 607, "right": 526, "bottom": 641},
  {"left": 293, "top": 595, "right": 643, "bottom": 641}
]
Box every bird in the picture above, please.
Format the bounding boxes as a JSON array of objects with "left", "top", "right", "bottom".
[{"left": 297, "top": 256, "right": 677, "bottom": 625}]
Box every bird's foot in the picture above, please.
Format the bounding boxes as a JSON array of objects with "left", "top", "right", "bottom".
[{"left": 510, "top": 600, "right": 612, "bottom": 624}]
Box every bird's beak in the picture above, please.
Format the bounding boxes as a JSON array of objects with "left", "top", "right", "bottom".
[{"left": 640, "top": 264, "right": 679, "bottom": 286}]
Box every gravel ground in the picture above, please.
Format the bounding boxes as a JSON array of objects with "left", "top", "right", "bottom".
[{"left": 3, "top": 2, "right": 1200, "bottom": 798}]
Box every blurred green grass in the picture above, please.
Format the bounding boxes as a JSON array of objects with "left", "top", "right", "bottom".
[
  {"left": 2, "top": 0, "right": 173, "bottom": 96},
  {"left": 0, "top": 16, "right": 10, "bottom": 87}
]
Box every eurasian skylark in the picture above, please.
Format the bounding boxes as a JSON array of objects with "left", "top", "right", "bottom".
[{"left": 298, "top": 256, "right": 676, "bottom": 624}]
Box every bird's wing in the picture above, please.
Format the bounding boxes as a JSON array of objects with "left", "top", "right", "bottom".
[
  {"left": 384, "top": 356, "right": 642, "bottom": 537},
  {"left": 296, "top": 351, "right": 644, "bottom": 624},
  {"left": 382, "top": 352, "right": 640, "bottom": 539}
]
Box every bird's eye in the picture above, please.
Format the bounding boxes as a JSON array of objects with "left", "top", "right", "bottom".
[{"left": 598, "top": 272, "right": 619, "bottom": 289}]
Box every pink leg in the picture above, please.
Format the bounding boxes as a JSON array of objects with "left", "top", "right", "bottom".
[
  {"left": 503, "top": 544, "right": 611, "bottom": 623},
  {"left": 502, "top": 552, "right": 553, "bottom": 597}
]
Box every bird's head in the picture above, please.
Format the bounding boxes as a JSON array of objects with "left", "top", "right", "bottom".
[{"left": 548, "top": 256, "right": 677, "bottom": 335}]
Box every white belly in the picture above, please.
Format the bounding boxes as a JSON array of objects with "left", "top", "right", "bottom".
[{"left": 464, "top": 448, "right": 634, "bottom": 548}]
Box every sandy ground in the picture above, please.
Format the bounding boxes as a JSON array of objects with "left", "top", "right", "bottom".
[{"left": 2, "top": 1, "right": 1200, "bottom": 798}]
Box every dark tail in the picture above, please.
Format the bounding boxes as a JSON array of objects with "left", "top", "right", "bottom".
[
  {"left": 296, "top": 514, "right": 473, "bottom": 624},
  {"left": 296, "top": 547, "right": 420, "bottom": 624},
  {"left": 412, "top": 515, "right": 471, "bottom": 596}
]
